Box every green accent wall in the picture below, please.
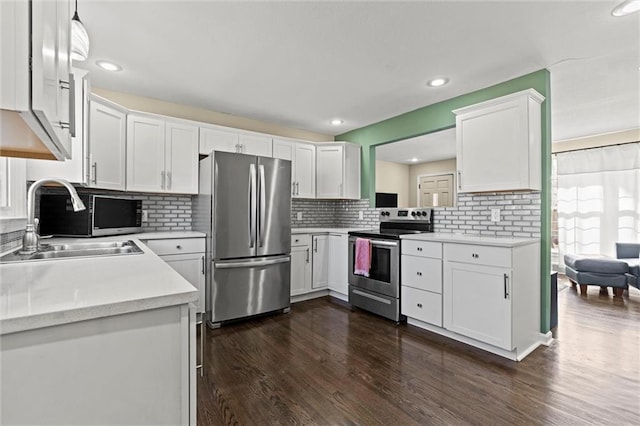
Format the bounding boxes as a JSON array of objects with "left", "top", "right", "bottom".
[{"left": 337, "top": 69, "right": 552, "bottom": 333}]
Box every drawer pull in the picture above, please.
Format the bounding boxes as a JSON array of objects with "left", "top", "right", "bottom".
[
  {"left": 472, "top": 253, "right": 479, "bottom": 258},
  {"left": 417, "top": 303, "right": 423, "bottom": 308},
  {"left": 417, "top": 271, "right": 422, "bottom": 276},
  {"left": 504, "top": 273, "right": 509, "bottom": 299},
  {"left": 176, "top": 245, "right": 182, "bottom": 250},
  {"left": 417, "top": 247, "right": 423, "bottom": 252}
]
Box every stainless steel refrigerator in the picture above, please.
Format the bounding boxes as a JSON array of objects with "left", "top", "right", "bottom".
[{"left": 193, "top": 151, "right": 291, "bottom": 326}]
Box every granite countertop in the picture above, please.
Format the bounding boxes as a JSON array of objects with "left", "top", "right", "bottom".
[
  {"left": 400, "top": 232, "right": 539, "bottom": 248},
  {"left": 0, "top": 236, "right": 198, "bottom": 335}
]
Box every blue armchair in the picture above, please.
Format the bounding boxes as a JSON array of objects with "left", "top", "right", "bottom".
[{"left": 616, "top": 242, "right": 640, "bottom": 290}]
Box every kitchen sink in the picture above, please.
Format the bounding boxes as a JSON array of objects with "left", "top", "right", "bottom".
[{"left": 0, "top": 240, "right": 144, "bottom": 263}]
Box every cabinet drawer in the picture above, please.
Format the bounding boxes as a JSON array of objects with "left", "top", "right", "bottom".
[
  {"left": 401, "top": 286, "right": 442, "bottom": 327},
  {"left": 444, "top": 243, "right": 511, "bottom": 268},
  {"left": 292, "top": 234, "right": 312, "bottom": 247},
  {"left": 402, "top": 240, "right": 442, "bottom": 258},
  {"left": 145, "top": 238, "right": 205, "bottom": 255},
  {"left": 401, "top": 255, "right": 442, "bottom": 293}
]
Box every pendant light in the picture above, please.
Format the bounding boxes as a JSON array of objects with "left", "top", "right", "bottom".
[{"left": 71, "top": 0, "right": 90, "bottom": 61}]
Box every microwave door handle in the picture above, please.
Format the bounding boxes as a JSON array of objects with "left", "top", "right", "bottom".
[{"left": 258, "top": 164, "right": 266, "bottom": 247}]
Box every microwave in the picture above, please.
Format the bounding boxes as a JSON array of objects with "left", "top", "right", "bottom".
[{"left": 39, "top": 194, "right": 143, "bottom": 237}]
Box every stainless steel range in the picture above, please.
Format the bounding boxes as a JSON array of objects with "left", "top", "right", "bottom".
[{"left": 348, "top": 208, "right": 434, "bottom": 322}]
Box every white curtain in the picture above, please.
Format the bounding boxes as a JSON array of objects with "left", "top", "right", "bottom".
[{"left": 556, "top": 142, "right": 640, "bottom": 269}]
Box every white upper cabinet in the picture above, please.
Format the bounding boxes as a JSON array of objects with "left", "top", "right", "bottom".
[
  {"left": 165, "top": 122, "right": 199, "bottom": 194},
  {"left": 273, "top": 139, "right": 316, "bottom": 198},
  {"left": 27, "top": 68, "right": 90, "bottom": 183},
  {"left": 88, "top": 97, "right": 127, "bottom": 191},
  {"left": 127, "top": 114, "right": 198, "bottom": 194},
  {"left": 316, "top": 142, "right": 360, "bottom": 199},
  {"left": 199, "top": 127, "right": 238, "bottom": 155},
  {"left": 238, "top": 134, "right": 272, "bottom": 157},
  {"left": 453, "top": 89, "right": 544, "bottom": 193},
  {"left": 0, "top": 0, "right": 73, "bottom": 160},
  {"left": 199, "top": 127, "right": 272, "bottom": 157}
]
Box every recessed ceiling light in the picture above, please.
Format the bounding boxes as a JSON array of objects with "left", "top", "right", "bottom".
[
  {"left": 612, "top": 0, "right": 640, "bottom": 16},
  {"left": 331, "top": 119, "right": 344, "bottom": 125},
  {"left": 410, "top": 158, "right": 419, "bottom": 162},
  {"left": 96, "top": 60, "right": 122, "bottom": 71},
  {"left": 427, "top": 77, "right": 449, "bottom": 87}
]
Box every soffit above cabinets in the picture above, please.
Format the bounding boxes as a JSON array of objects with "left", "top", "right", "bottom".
[{"left": 78, "top": 1, "right": 639, "bottom": 140}]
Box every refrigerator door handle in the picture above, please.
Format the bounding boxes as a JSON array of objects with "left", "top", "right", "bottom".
[
  {"left": 249, "top": 163, "right": 257, "bottom": 248},
  {"left": 215, "top": 256, "right": 291, "bottom": 269},
  {"left": 258, "top": 164, "right": 266, "bottom": 247}
]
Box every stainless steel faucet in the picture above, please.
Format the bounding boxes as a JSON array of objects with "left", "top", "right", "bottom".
[{"left": 20, "top": 178, "right": 86, "bottom": 254}]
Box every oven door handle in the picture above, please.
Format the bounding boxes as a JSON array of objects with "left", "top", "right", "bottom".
[{"left": 369, "top": 240, "right": 398, "bottom": 247}]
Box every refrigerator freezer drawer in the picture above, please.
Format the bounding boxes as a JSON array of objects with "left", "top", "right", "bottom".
[{"left": 210, "top": 255, "right": 291, "bottom": 324}]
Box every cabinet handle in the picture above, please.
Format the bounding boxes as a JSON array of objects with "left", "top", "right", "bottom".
[
  {"left": 68, "top": 73, "right": 76, "bottom": 138},
  {"left": 504, "top": 273, "right": 509, "bottom": 299},
  {"left": 58, "top": 121, "right": 70, "bottom": 129},
  {"left": 59, "top": 80, "right": 70, "bottom": 90},
  {"left": 472, "top": 253, "right": 479, "bottom": 259},
  {"left": 296, "top": 182, "right": 299, "bottom": 196},
  {"left": 306, "top": 248, "right": 310, "bottom": 263},
  {"left": 417, "top": 271, "right": 422, "bottom": 276},
  {"left": 161, "top": 171, "right": 166, "bottom": 189},
  {"left": 292, "top": 182, "right": 296, "bottom": 196},
  {"left": 457, "top": 171, "right": 462, "bottom": 189},
  {"left": 314, "top": 238, "right": 318, "bottom": 252},
  {"left": 167, "top": 171, "right": 172, "bottom": 190},
  {"left": 201, "top": 256, "right": 205, "bottom": 275},
  {"left": 417, "top": 247, "right": 423, "bottom": 252},
  {"left": 176, "top": 245, "right": 182, "bottom": 250},
  {"left": 417, "top": 303, "right": 423, "bottom": 308},
  {"left": 91, "top": 162, "right": 97, "bottom": 184}
]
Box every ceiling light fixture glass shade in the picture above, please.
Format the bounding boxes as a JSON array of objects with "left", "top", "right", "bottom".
[
  {"left": 71, "top": 1, "right": 89, "bottom": 61},
  {"left": 612, "top": 0, "right": 640, "bottom": 16}
]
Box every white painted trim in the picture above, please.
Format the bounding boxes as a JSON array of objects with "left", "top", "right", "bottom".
[
  {"left": 539, "top": 331, "right": 554, "bottom": 346},
  {"left": 328, "top": 290, "right": 348, "bottom": 302},
  {"left": 290, "top": 289, "right": 329, "bottom": 304}
]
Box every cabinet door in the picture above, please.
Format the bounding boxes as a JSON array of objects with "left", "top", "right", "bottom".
[
  {"left": 290, "top": 245, "right": 311, "bottom": 296},
  {"left": 316, "top": 145, "right": 343, "bottom": 198},
  {"left": 165, "top": 122, "right": 198, "bottom": 194},
  {"left": 161, "top": 254, "right": 206, "bottom": 313},
  {"left": 272, "top": 140, "right": 295, "bottom": 196},
  {"left": 328, "top": 234, "right": 348, "bottom": 294},
  {"left": 239, "top": 134, "right": 272, "bottom": 157},
  {"left": 88, "top": 100, "right": 126, "bottom": 190},
  {"left": 295, "top": 143, "right": 316, "bottom": 198},
  {"left": 126, "top": 115, "right": 165, "bottom": 192},
  {"left": 30, "top": 0, "right": 71, "bottom": 157},
  {"left": 199, "top": 127, "right": 238, "bottom": 155},
  {"left": 312, "top": 235, "right": 329, "bottom": 289},
  {"left": 443, "top": 261, "right": 512, "bottom": 350}
]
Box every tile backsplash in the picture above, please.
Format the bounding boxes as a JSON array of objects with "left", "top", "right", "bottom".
[{"left": 293, "top": 191, "right": 541, "bottom": 238}]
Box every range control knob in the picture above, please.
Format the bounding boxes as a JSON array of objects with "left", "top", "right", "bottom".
[
  {"left": 385, "top": 211, "right": 391, "bottom": 216},
  {"left": 421, "top": 211, "right": 428, "bottom": 216},
  {"left": 411, "top": 211, "right": 417, "bottom": 216}
]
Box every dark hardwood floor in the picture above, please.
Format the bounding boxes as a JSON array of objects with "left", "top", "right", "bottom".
[{"left": 197, "top": 279, "right": 640, "bottom": 425}]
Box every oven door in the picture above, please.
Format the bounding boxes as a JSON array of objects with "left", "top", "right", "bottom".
[{"left": 348, "top": 236, "right": 399, "bottom": 297}]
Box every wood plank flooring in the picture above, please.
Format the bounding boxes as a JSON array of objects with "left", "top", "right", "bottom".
[{"left": 197, "top": 280, "right": 640, "bottom": 425}]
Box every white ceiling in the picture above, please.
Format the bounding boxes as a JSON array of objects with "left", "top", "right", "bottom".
[
  {"left": 376, "top": 128, "right": 456, "bottom": 164},
  {"left": 79, "top": 0, "right": 640, "bottom": 141}
]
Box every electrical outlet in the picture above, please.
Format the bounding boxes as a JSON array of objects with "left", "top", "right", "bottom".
[
  {"left": 358, "top": 211, "right": 364, "bottom": 220},
  {"left": 296, "top": 212, "right": 302, "bottom": 221},
  {"left": 142, "top": 210, "right": 149, "bottom": 222},
  {"left": 490, "top": 208, "right": 500, "bottom": 222}
]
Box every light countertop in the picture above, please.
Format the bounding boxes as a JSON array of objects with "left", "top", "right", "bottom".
[
  {"left": 292, "top": 227, "right": 371, "bottom": 234},
  {"left": 400, "top": 232, "right": 539, "bottom": 248},
  {"left": 0, "top": 236, "right": 198, "bottom": 335}
]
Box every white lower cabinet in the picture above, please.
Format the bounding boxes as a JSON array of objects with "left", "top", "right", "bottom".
[
  {"left": 143, "top": 237, "right": 206, "bottom": 314},
  {"left": 327, "top": 233, "right": 348, "bottom": 296},
  {"left": 290, "top": 235, "right": 312, "bottom": 296},
  {"left": 312, "top": 234, "right": 329, "bottom": 289},
  {"left": 401, "top": 237, "right": 542, "bottom": 361},
  {"left": 1, "top": 304, "right": 195, "bottom": 425},
  {"left": 290, "top": 232, "right": 349, "bottom": 299},
  {"left": 443, "top": 261, "right": 512, "bottom": 349}
]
